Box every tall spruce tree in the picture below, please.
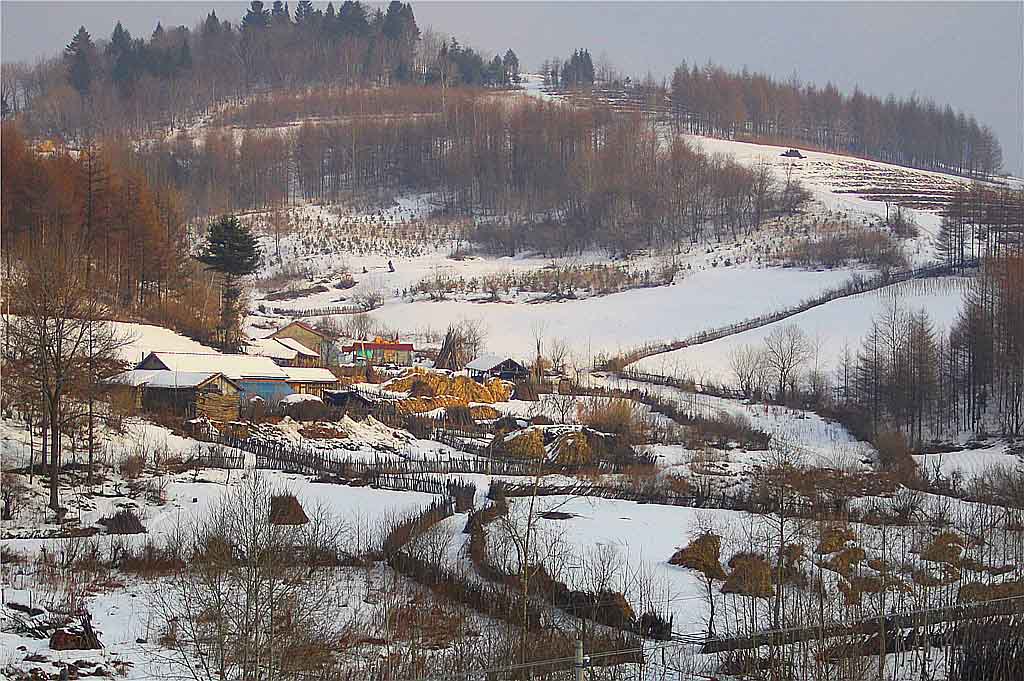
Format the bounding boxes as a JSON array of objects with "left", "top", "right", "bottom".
[
  {"left": 198, "top": 215, "right": 261, "bottom": 350},
  {"left": 242, "top": 1, "right": 271, "bottom": 30},
  {"left": 64, "top": 27, "right": 97, "bottom": 99}
]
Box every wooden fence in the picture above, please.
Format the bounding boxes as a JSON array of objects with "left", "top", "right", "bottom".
[
  {"left": 190, "top": 449, "right": 246, "bottom": 470},
  {"left": 489, "top": 479, "right": 756, "bottom": 511},
  {"left": 270, "top": 303, "right": 364, "bottom": 318},
  {"left": 597, "top": 260, "right": 975, "bottom": 370}
]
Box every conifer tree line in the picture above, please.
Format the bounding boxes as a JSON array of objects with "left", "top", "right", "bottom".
[
  {"left": 0, "top": 1, "right": 518, "bottom": 140},
  {"left": 137, "top": 94, "right": 798, "bottom": 256},
  {"left": 542, "top": 49, "right": 596, "bottom": 88},
  {"left": 831, "top": 187, "right": 1024, "bottom": 445},
  {"left": 666, "top": 62, "right": 1003, "bottom": 178}
]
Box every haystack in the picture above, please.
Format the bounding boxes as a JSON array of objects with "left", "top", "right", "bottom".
[
  {"left": 669, "top": 532, "right": 726, "bottom": 579},
  {"left": 387, "top": 367, "right": 511, "bottom": 403},
  {"left": 721, "top": 553, "right": 774, "bottom": 597},
  {"left": 469, "top": 405, "right": 501, "bottom": 420},
  {"left": 396, "top": 395, "right": 465, "bottom": 414},
  {"left": 551, "top": 430, "right": 592, "bottom": 465},
  {"left": 409, "top": 379, "right": 437, "bottom": 398},
  {"left": 501, "top": 428, "right": 545, "bottom": 459},
  {"left": 269, "top": 494, "right": 309, "bottom": 525}
]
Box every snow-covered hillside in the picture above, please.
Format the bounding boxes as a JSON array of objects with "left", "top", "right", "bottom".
[{"left": 633, "top": 277, "right": 970, "bottom": 383}]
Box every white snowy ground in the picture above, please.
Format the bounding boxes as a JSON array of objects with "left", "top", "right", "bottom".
[
  {"left": 600, "top": 374, "right": 876, "bottom": 471},
  {"left": 913, "top": 440, "right": 1022, "bottom": 479},
  {"left": 632, "top": 277, "right": 970, "bottom": 385},
  {"left": 359, "top": 266, "right": 857, "bottom": 362},
  {"left": 682, "top": 135, "right": 954, "bottom": 263}
]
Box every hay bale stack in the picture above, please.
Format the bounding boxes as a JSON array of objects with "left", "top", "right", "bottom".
[
  {"left": 551, "top": 430, "right": 592, "bottom": 465},
  {"left": 502, "top": 429, "right": 545, "bottom": 459},
  {"left": 269, "top": 494, "right": 309, "bottom": 525},
  {"left": 721, "top": 553, "right": 774, "bottom": 597},
  {"left": 388, "top": 367, "right": 511, "bottom": 403}
]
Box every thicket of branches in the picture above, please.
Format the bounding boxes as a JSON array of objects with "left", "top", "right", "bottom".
[
  {"left": 138, "top": 93, "right": 798, "bottom": 255},
  {"left": 0, "top": 121, "right": 222, "bottom": 340}
]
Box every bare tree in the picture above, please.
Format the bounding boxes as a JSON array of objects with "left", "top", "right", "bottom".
[
  {"left": 728, "top": 344, "right": 765, "bottom": 398},
  {"left": 763, "top": 324, "right": 812, "bottom": 402},
  {"left": 3, "top": 234, "right": 131, "bottom": 511},
  {"left": 149, "top": 475, "right": 350, "bottom": 681}
]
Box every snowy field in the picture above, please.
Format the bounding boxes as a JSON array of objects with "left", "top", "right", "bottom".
[
  {"left": 632, "top": 277, "right": 970, "bottom": 384},
  {"left": 684, "top": 134, "right": 956, "bottom": 252},
  {"left": 356, "top": 266, "right": 857, "bottom": 362}
]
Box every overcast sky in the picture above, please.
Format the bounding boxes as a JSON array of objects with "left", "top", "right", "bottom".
[{"left": 3, "top": 1, "right": 1021, "bottom": 174}]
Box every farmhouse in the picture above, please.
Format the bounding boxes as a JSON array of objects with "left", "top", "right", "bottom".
[
  {"left": 283, "top": 366, "right": 340, "bottom": 398},
  {"left": 138, "top": 351, "right": 293, "bottom": 403},
  {"left": 109, "top": 370, "right": 242, "bottom": 420},
  {"left": 342, "top": 339, "right": 415, "bottom": 366},
  {"left": 246, "top": 336, "right": 321, "bottom": 367},
  {"left": 466, "top": 354, "right": 530, "bottom": 382},
  {"left": 270, "top": 321, "right": 338, "bottom": 365}
]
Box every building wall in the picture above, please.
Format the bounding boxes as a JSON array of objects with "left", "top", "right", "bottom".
[
  {"left": 287, "top": 381, "right": 336, "bottom": 399},
  {"left": 236, "top": 379, "right": 293, "bottom": 403},
  {"left": 270, "top": 325, "right": 329, "bottom": 366}
]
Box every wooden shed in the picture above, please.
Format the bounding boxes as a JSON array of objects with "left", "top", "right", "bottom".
[
  {"left": 109, "top": 369, "right": 241, "bottom": 420},
  {"left": 466, "top": 355, "right": 530, "bottom": 383},
  {"left": 283, "top": 366, "right": 340, "bottom": 399},
  {"left": 341, "top": 339, "right": 415, "bottom": 367}
]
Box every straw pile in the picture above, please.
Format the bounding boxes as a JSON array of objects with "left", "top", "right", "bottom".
[
  {"left": 387, "top": 367, "right": 512, "bottom": 403},
  {"left": 551, "top": 430, "right": 592, "bottom": 465}
]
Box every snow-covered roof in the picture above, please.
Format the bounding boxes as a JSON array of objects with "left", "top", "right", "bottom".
[
  {"left": 282, "top": 367, "right": 338, "bottom": 383},
  {"left": 275, "top": 337, "right": 319, "bottom": 357},
  {"left": 281, "top": 393, "right": 324, "bottom": 405},
  {"left": 143, "top": 352, "right": 288, "bottom": 381},
  {"left": 109, "top": 369, "right": 225, "bottom": 389},
  {"left": 246, "top": 337, "right": 320, "bottom": 360},
  {"left": 246, "top": 338, "right": 298, "bottom": 361},
  {"left": 466, "top": 354, "right": 512, "bottom": 372}
]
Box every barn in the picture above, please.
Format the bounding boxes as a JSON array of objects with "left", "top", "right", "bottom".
[
  {"left": 138, "top": 352, "right": 293, "bottom": 403},
  {"left": 466, "top": 355, "right": 530, "bottom": 382},
  {"left": 271, "top": 321, "right": 339, "bottom": 365},
  {"left": 109, "top": 370, "right": 242, "bottom": 420}
]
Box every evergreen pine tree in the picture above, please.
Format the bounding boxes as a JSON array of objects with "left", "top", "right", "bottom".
[
  {"left": 242, "top": 1, "right": 271, "bottom": 30},
  {"left": 64, "top": 27, "right": 97, "bottom": 99},
  {"left": 502, "top": 49, "right": 520, "bottom": 84},
  {"left": 294, "top": 0, "right": 314, "bottom": 25},
  {"left": 204, "top": 11, "right": 222, "bottom": 35},
  {"left": 198, "top": 216, "right": 261, "bottom": 351},
  {"left": 107, "top": 22, "right": 136, "bottom": 98}
]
